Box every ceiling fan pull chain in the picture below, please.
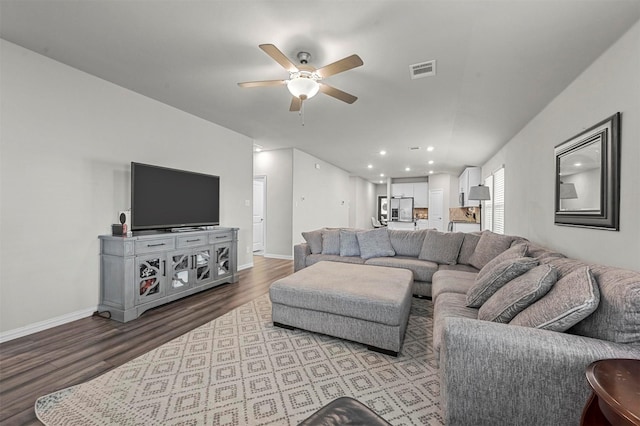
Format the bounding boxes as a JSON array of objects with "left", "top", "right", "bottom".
[{"left": 300, "top": 101, "right": 305, "bottom": 126}]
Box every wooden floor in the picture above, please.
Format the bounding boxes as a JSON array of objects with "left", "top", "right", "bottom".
[{"left": 0, "top": 256, "right": 293, "bottom": 425}]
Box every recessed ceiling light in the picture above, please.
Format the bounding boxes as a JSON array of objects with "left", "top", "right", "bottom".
[
  {"left": 428, "top": 160, "right": 434, "bottom": 164},
  {"left": 405, "top": 167, "right": 411, "bottom": 172},
  {"left": 380, "top": 173, "right": 385, "bottom": 177},
  {"left": 367, "top": 164, "right": 373, "bottom": 169},
  {"left": 427, "top": 146, "right": 435, "bottom": 152},
  {"left": 574, "top": 162, "right": 582, "bottom": 167},
  {"left": 379, "top": 180, "right": 384, "bottom": 184},
  {"left": 429, "top": 170, "right": 434, "bottom": 174},
  {"left": 380, "top": 150, "right": 387, "bottom": 155}
]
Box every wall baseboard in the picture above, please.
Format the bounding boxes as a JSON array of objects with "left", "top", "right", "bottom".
[
  {"left": 238, "top": 262, "right": 253, "bottom": 271},
  {"left": 264, "top": 253, "right": 293, "bottom": 260},
  {"left": 0, "top": 307, "right": 97, "bottom": 343}
]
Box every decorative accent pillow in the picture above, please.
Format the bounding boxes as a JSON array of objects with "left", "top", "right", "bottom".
[
  {"left": 302, "top": 229, "right": 323, "bottom": 254},
  {"left": 457, "top": 233, "right": 481, "bottom": 265},
  {"left": 468, "top": 231, "right": 517, "bottom": 270},
  {"left": 510, "top": 266, "right": 600, "bottom": 332},
  {"left": 466, "top": 257, "right": 539, "bottom": 308},
  {"left": 339, "top": 229, "right": 361, "bottom": 257},
  {"left": 478, "top": 264, "right": 558, "bottom": 323},
  {"left": 475, "top": 243, "right": 528, "bottom": 282},
  {"left": 356, "top": 228, "right": 395, "bottom": 260},
  {"left": 418, "top": 230, "right": 465, "bottom": 265},
  {"left": 388, "top": 229, "right": 427, "bottom": 257},
  {"left": 321, "top": 229, "right": 340, "bottom": 255}
]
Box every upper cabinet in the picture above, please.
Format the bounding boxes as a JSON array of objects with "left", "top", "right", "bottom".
[
  {"left": 413, "top": 182, "right": 428, "bottom": 207},
  {"left": 391, "top": 183, "right": 414, "bottom": 198},
  {"left": 392, "top": 182, "right": 428, "bottom": 207},
  {"left": 458, "top": 167, "right": 482, "bottom": 206}
]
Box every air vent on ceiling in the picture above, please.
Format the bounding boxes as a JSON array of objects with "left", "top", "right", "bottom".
[{"left": 410, "top": 60, "right": 436, "bottom": 79}]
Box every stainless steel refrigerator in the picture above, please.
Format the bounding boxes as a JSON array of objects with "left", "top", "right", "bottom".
[{"left": 390, "top": 197, "right": 414, "bottom": 222}]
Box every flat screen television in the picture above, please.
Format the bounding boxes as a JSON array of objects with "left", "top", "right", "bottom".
[{"left": 131, "top": 162, "right": 220, "bottom": 231}]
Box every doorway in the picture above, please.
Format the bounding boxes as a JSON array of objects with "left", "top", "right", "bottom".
[
  {"left": 253, "top": 176, "right": 266, "bottom": 253},
  {"left": 428, "top": 188, "right": 444, "bottom": 231}
]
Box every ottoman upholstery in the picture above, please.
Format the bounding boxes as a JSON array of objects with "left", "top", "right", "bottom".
[{"left": 269, "top": 261, "right": 413, "bottom": 354}]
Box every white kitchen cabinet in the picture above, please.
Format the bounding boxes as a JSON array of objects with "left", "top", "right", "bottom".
[
  {"left": 387, "top": 221, "right": 416, "bottom": 231},
  {"left": 391, "top": 183, "right": 414, "bottom": 197},
  {"left": 458, "top": 167, "right": 482, "bottom": 206},
  {"left": 413, "top": 182, "right": 428, "bottom": 207},
  {"left": 416, "top": 219, "right": 430, "bottom": 230}
]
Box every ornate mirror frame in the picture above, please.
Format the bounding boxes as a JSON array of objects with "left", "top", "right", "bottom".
[{"left": 554, "top": 112, "right": 620, "bottom": 230}]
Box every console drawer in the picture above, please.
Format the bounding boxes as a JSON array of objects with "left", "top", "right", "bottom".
[
  {"left": 134, "top": 238, "right": 175, "bottom": 254},
  {"left": 176, "top": 235, "right": 208, "bottom": 248},
  {"left": 209, "top": 232, "right": 232, "bottom": 243}
]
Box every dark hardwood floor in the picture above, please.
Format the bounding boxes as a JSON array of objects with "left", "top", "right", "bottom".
[{"left": 0, "top": 256, "right": 293, "bottom": 425}]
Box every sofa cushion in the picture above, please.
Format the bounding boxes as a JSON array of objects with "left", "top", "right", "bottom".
[
  {"left": 365, "top": 256, "right": 438, "bottom": 282},
  {"left": 466, "top": 257, "right": 539, "bottom": 308},
  {"left": 357, "top": 228, "right": 395, "bottom": 260},
  {"left": 388, "top": 229, "right": 427, "bottom": 257},
  {"left": 305, "top": 254, "right": 366, "bottom": 267},
  {"left": 419, "top": 230, "right": 465, "bottom": 265},
  {"left": 302, "top": 229, "right": 323, "bottom": 254},
  {"left": 570, "top": 264, "right": 640, "bottom": 343},
  {"left": 510, "top": 266, "right": 600, "bottom": 332},
  {"left": 439, "top": 264, "right": 480, "bottom": 274},
  {"left": 469, "top": 231, "right": 517, "bottom": 270},
  {"left": 321, "top": 229, "right": 341, "bottom": 255},
  {"left": 432, "top": 270, "right": 477, "bottom": 300},
  {"left": 433, "top": 292, "right": 478, "bottom": 355},
  {"left": 339, "top": 229, "right": 361, "bottom": 257},
  {"left": 478, "top": 264, "right": 557, "bottom": 323},
  {"left": 457, "top": 232, "right": 481, "bottom": 265},
  {"left": 475, "top": 243, "right": 528, "bottom": 282}
]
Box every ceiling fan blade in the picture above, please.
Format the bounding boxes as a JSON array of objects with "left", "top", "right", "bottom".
[
  {"left": 315, "top": 54, "right": 363, "bottom": 79},
  {"left": 319, "top": 84, "right": 358, "bottom": 104},
  {"left": 259, "top": 44, "right": 299, "bottom": 73},
  {"left": 238, "top": 80, "right": 286, "bottom": 88},
  {"left": 289, "top": 96, "right": 302, "bottom": 112}
]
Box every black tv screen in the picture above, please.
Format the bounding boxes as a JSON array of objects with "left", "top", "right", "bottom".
[{"left": 131, "top": 162, "right": 220, "bottom": 231}]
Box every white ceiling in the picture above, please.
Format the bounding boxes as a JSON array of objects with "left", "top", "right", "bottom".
[{"left": 1, "top": 1, "right": 639, "bottom": 182}]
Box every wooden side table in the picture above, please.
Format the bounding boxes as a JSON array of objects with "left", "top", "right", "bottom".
[{"left": 580, "top": 358, "right": 640, "bottom": 426}]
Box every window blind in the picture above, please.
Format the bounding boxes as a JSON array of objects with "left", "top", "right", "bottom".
[
  {"left": 493, "top": 167, "right": 505, "bottom": 234},
  {"left": 484, "top": 175, "right": 493, "bottom": 232}
]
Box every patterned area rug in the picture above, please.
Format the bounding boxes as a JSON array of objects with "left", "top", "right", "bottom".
[{"left": 35, "top": 294, "right": 443, "bottom": 425}]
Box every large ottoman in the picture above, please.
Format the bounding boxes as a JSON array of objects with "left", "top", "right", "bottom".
[{"left": 269, "top": 261, "right": 413, "bottom": 356}]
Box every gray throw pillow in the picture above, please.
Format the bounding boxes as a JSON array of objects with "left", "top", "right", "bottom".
[
  {"left": 475, "top": 243, "right": 528, "bottom": 282},
  {"left": 418, "top": 230, "right": 465, "bottom": 265},
  {"left": 321, "top": 229, "right": 340, "bottom": 255},
  {"left": 468, "top": 231, "right": 516, "bottom": 270},
  {"left": 510, "top": 266, "right": 600, "bottom": 332},
  {"left": 478, "top": 264, "right": 557, "bottom": 323},
  {"left": 466, "top": 257, "right": 539, "bottom": 308},
  {"left": 302, "top": 229, "right": 323, "bottom": 254},
  {"left": 388, "top": 229, "right": 427, "bottom": 257},
  {"left": 339, "top": 229, "right": 361, "bottom": 257},
  {"left": 356, "top": 228, "right": 395, "bottom": 260},
  {"left": 457, "top": 233, "right": 481, "bottom": 265}
]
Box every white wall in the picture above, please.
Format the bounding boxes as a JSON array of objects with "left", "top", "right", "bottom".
[
  {"left": 253, "top": 149, "right": 293, "bottom": 258},
  {"left": 292, "top": 149, "right": 350, "bottom": 246},
  {"left": 0, "top": 40, "right": 254, "bottom": 335},
  {"left": 481, "top": 21, "right": 640, "bottom": 271},
  {"left": 349, "top": 176, "right": 377, "bottom": 229}
]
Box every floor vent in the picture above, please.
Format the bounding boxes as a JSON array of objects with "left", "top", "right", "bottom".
[{"left": 410, "top": 60, "right": 436, "bottom": 79}]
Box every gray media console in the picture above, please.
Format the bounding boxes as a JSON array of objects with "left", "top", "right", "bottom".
[{"left": 98, "top": 227, "right": 239, "bottom": 322}]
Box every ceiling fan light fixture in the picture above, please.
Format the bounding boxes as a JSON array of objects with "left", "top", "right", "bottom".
[{"left": 287, "top": 72, "right": 320, "bottom": 100}]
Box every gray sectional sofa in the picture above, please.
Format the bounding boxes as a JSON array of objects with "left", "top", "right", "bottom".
[{"left": 293, "top": 227, "right": 640, "bottom": 425}]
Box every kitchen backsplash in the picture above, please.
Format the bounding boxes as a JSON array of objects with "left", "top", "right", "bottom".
[
  {"left": 414, "top": 208, "right": 428, "bottom": 219},
  {"left": 449, "top": 207, "right": 479, "bottom": 223}
]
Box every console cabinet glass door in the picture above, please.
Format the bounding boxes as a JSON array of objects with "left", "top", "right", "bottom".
[
  {"left": 135, "top": 255, "right": 166, "bottom": 304},
  {"left": 215, "top": 243, "right": 232, "bottom": 279},
  {"left": 169, "top": 251, "right": 192, "bottom": 294},
  {"left": 194, "top": 247, "right": 213, "bottom": 285}
]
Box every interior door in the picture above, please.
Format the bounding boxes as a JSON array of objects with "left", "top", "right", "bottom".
[
  {"left": 428, "top": 189, "right": 444, "bottom": 231},
  {"left": 253, "top": 177, "right": 265, "bottom": 252}
]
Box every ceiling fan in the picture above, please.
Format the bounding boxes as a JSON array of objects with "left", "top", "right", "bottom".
[{"left": 238, "top": 44, "right": 363, "bottom": 112}]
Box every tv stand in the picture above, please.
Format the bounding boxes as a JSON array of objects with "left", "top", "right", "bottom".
[
  {"left": 170, "top": 227, "right": 202, "bottom": 233},
  {"left": 98, "top": 227, "right": 238, "bottom": 322}
]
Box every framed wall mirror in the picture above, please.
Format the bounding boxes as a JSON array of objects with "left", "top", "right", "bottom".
[{"left": 554, "top": 112, "right": 620, "bottom": 230}]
